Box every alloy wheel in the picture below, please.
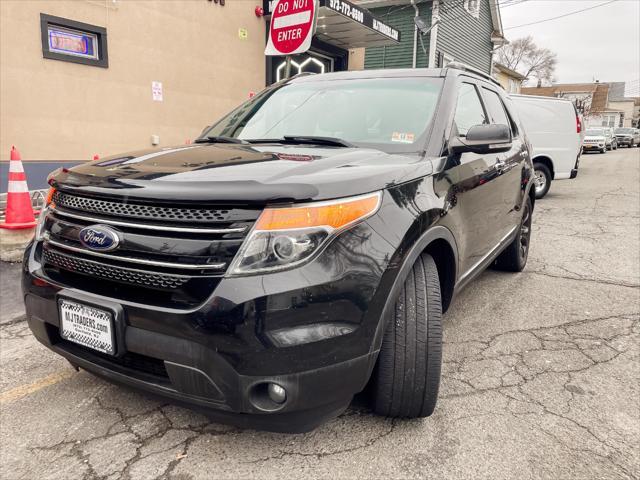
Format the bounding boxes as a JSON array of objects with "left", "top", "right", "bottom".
[
  {"left": 534, "top": 169, "right": 547, "bottom": 194},
  {"left": 519, "top": 203, "right": 532, "bottom": 261}
]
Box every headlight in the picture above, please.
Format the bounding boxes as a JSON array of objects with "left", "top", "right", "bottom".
[
  {"left": 34, "top": 187, "right": 55, "bottom": 241},
  {"left": 228, "top": 192, "right": 381, "bottom": 275}
]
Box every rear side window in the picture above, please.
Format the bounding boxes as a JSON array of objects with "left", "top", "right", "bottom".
[
  {"left": 454, "top": 83, "right": 487, "bottom": 136},
  {"left": 482, "top": 88, "right": 512, "bottom": 128},
  {"left": 482, "top": 87, "right": 518, "bottom": 137}
]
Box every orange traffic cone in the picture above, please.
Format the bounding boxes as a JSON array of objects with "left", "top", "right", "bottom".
[{"left": 0, "top": 146, "right": 36, "bottom": 229}]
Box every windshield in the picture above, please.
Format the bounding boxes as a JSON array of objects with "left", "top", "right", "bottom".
[
  {"left": 586, "top": 129, "right": 605, "bottom": 136},
  {"left": 615, "top": 128, "right": 634, "bottom": 134},
  {"left": 203, "top": 77, "right": 443, "bottom": 152}
]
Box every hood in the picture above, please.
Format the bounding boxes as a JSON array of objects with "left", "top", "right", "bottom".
[
  {"left": 51, "top": 143, "right": 433, "bottom": 204},
  {"left": 584, "top": 135, "right": 605, "bottom": 141}
]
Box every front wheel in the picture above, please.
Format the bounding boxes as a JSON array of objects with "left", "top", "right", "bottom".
[
  {"left": 371, "top": 253, "right": 442, "bottom": 418},
  {"left": 493, "top": 196, "right": 533, "bottom": 272},
  {"left": 533, "top": 163, "right": 551, "bottom": 199},
  {"left": 600, "top": 147, "right": 606, "bottom": 154}
]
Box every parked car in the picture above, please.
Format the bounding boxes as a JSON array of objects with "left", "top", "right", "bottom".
[
  {"left": 511, "top": 94, "right": 582, "bottom": 199},
  {"left": 23, "top": 65, "right": 535, "bottom": 433},
  {"left": 602, "top": 127, "right": 618, "bottom": 150},
  {"left": 583, "top": 128, "right": 608, "bottom": 154},
  {"left": 615, "top": 127, "right": 640, "bottom": 147}
]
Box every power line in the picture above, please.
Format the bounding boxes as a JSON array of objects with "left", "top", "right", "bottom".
[{"left": 505, "top": 0, "right": 620, "bottom": 29}]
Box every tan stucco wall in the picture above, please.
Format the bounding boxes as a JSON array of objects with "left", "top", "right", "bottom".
[
  {"left": 608, "top": 100, "right": 635, "bottom": 127},
  {"left": 0, "top": 0, "right": 266, "bottom": 161},
  {"left": 348, "top": 48, "right": 365, "bottom": 71}
]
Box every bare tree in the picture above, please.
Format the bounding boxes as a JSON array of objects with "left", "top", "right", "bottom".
[{"left": 497, "top": 36, "right": 557, "bottom": 86}]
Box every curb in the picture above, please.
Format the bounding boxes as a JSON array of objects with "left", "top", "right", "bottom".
[{"left": 0, "top": 228, "right": 33, "bottom": 262}]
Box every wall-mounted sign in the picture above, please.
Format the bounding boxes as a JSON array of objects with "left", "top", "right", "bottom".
[
  {"left": 262, "top": 0, "right": 400, "bottom": 44},
  {"left": 40, "top": 13, "right": 109, "bottom": 68},
  {"left": 48, "top": 27, "right": 99, "bottom": 59},
  {"left": 326, "top": 0, "right": 399, "bottom": 41},
  {"left": 152, "top": 81, "right": 163, "bottom": 102},
  {"left": 265, "top": 0, "right": 317, "bottom": 56}
]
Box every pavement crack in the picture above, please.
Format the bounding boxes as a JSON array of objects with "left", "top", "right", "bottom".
[{"left": 242, "top": 418, "right": 397, "bottom": 465}]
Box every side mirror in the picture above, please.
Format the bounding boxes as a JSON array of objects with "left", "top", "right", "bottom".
[{"left": 450, "top": 124, "right": 512, "bottom": 155}]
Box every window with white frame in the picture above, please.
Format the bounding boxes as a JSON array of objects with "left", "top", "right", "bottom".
[
  {"left": 508, "top": 78, "right": 519, "bottom": 94},
  {"left": 602, "top": 114, "right": 617, "bottom": 127},
  {"left": 442, "top": 53, "right": 454, "bottom": 67},
  {"left": 464, "top": 0, "right": 481, "bottom": 18}
]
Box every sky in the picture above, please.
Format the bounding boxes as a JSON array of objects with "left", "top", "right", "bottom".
[{"left": 499, "top": 0, "right": 640, "bottom": 94}]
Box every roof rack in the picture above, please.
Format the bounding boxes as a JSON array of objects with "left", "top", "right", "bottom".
[{"left": 446, "top": 62, "right": 501, "bottom": 87}]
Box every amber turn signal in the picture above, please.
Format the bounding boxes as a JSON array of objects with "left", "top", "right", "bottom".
[
  {"left": 255, "top": 193, "right": 381, "bottom": 232},
  {"left": 45, "top": 187, "right": 56, "bottom": 206}
]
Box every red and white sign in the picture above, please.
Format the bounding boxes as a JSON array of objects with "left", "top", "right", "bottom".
[{"left": 265, "top": 0, "right": 316, "bottom": 56}]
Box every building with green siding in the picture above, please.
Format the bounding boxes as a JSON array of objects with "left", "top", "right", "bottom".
[{"left": 359, "top": 0, "right": 506, "bottom": 74}]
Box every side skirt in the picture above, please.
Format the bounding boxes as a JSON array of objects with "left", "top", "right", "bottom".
[{"left": 453, "top": 225, "right": 519, "bottom": 294}]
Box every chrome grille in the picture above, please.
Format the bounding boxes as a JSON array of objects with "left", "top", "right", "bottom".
[
  {"left": 40, "top": 192, "right": 260, "bottom": 307},
  {"left": 53, "top": 191, "right": 239, "bottom": 223},
  {"left": 43, "top": 248, "right": 190, "bottom": 289}
]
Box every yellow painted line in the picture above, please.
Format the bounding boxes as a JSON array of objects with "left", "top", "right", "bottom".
[{"left": 0, "top": 370, "right": 76, "bottom": 405}]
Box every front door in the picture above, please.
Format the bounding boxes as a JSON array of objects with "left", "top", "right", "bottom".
[
  {"left": 435, "top": 80, "right": 505, "bottom": 276},
  {"left": 478, "top": 85, "right": 527, "bottom": 238}
]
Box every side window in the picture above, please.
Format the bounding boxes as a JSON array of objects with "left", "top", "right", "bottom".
[
  {"left": 454, "top": 83, "right": 487, "bottom": 136},
  {"left": 482, "top": 88, "right": 510, "bottom": 126},
  {"left": 483, "top": 88, "right": 518, "bottom": 136}
]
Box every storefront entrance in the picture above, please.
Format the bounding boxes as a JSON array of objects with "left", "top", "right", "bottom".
[
  {"left": 267, "top": 42, "right": 347, "bottom": 85},
  {"left": 272, "top": 52, "right": 333, "bottom": 83},
  {"left": 263, "top": 0, "right": 400, "bottom": 86}
]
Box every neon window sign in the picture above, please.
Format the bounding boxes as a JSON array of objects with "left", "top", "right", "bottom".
[{"left": 48, "top": 27, "right": 98, "bottom": 60}]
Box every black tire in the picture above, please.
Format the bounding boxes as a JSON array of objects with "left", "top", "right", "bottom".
[
  {"left": 493, "top": 196, "right": 533, "bottom": 272},
  {"left": 372, "top": 253, "right": 442, "bottom": 418},
  {"left": 533, "top": 162, "right": 551, "bottom": 199},
  {"left": 600, "top": 147, "right": 606, "bottom": 154}
]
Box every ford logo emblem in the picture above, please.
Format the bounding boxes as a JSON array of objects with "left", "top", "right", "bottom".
[{"left": 78, "top": 225, "right": 121, "bottom": 252}]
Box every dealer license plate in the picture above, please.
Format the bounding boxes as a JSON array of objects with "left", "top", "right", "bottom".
[{"left": 59, "top": 299, "right": 115, "bottom": 355}]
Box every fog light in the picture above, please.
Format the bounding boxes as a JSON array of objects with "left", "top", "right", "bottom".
[{"left": 268, "top": 383, "right": 287, "bottom": 404}]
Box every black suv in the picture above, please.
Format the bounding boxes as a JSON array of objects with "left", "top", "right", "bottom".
[{"left": 23, "top": 65, "right": 534, "bottom": 432}]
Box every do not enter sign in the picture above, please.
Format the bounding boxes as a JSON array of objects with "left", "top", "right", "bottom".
[{"left": 265, "top": 0, "right": 317, "bottom": 56}]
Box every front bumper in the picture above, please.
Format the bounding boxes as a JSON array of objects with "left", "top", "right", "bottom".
[
  {"left": 582, "top": 143, "right": 605, "bottom": 151},
  {"left": 616, "top": 137, "right": 633, "bottom": 145},
  {"left": 26, "top": 298, "right": 375, "bottom": 432},
  {"left": 22, "top": 216, "right": 394, "bottom": 432}
]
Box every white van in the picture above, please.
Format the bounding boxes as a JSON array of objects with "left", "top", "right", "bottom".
[{"left": 511, "top": 94, "right": 583, "bottom": 199}]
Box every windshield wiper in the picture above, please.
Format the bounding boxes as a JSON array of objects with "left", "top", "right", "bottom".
[
  {"left": 246, "top": 136, "right": 354, "bottom": 148},
  {"left": 283, "top": 136, "right": 354, "bottom": 147},
  {"left": 194, "top": 136, "right": 247, "bottom": 144}
]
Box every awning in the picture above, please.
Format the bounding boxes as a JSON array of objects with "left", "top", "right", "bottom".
[{"left": 263, "top": 0, "right": 401, "bottom": 49}]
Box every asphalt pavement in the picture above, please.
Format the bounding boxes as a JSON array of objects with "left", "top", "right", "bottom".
[{"left": 1, "top": 147, "right": 638, "bottom": 480}]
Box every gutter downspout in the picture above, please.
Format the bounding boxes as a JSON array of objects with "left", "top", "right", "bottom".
[
  {"left": 411, "top": 0, "right": 419, "bottom": 68},
  {"left": 428, "top": 0, "right": 439, "bottom": 68}
]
